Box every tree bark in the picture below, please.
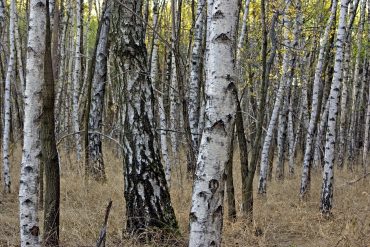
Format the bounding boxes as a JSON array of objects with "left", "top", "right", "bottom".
[
  {"left": 300, "top": 0, "right": 337, "bottom": 198},
  {"left": 42, "top": 0, "right": 60, "bottom": 244},
  {"left": 72, "top": 0, "right": 83, "bottom": 161},
  {"left": 19, "top": 1, "right": 47, "bottom": 246},
  {"left": 188, "top": 0, "right": 238, "bottom": 245},
  {"left": 188, "top": 0, "right": 205, "bottom": 160},
  {"left": 113, "top": 0, "right": 178, "bottom": 236},
  {"left": 86, "top": 0, "right": 112, "bottom": 182},
  {"left": 258, "top": 0, "right": 292, "bottom": 194},
  {"left": 320, "top": 0, "right": 349, "bottom": 216},
  {"left": 2, "top": 0, "right": 16, "bottom": 194}
]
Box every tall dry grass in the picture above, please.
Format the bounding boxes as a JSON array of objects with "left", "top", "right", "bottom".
[{"left": 0, "top": 142, "right": 369, "bottom": 246}]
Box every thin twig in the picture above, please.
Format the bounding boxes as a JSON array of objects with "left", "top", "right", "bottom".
[{"left": 57, "top": 130, "right": 124, "bottom": 149}]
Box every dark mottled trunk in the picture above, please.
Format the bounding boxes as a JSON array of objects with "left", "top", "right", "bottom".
[
  {"left": 113, "top": 0, "right": 178, "bottom": 236},
  {"left": 43, "top": 0, "right": 60, "bottom": 245},
  {"left": 85, "top": 0, "right": 111, "bottom": 182}
]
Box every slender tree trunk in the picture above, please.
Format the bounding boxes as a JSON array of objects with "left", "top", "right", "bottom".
[
  {"left": 320, "top": 0, "right": 349, "bottom": 216},
  {"left": 188, "top": 0, "right": 205, "bottom": 161},
  {"left": 150, "top": 0, "right": 171, "bottom": 185},
  {"left": 72, "top": 0, "right": 83, "bottom": 161},
  {"left": 243, "top": 4, "right": 278, "bottom": 219},
  {"left": 42, "top": 0, "right": 60, "bottom": 244},
  {"left": 276, "top": 95, "right": 289, "bottom": 180},
  {"left": 113, "top": 0, "right": 178, "bottom": 236},
  {"left": 348, "top": 0, "right": 365, "bottom": 168},
  {"left": 188, "top": 0, "right": 238, "bottom": 245},
  {"left": 86, "top": 0, "right": 112, "bottom": 181},
  {"left": 0, "top": 0, "right": 4, "bottom": 36},
  {"left": 2, "top": 0, "right": 16, "bottom": 194},
  {"left": 363, "top": 1, "right": 370, "bottom": 172},
  {"left": 226, "top": 131, "right": 236, "bottom": 220},
  {"left": 19, "top": 1, "right": 47, "bottom": 246},
  {"left": 258, "top": 0, "right": 292, "bottom": 194},
  {"left": 300, "top": 0, "right": 337, "bottom": 198},
  {"left": 363, "top": 71, "right": 370, "bottom": 172},
  {"left": 55, "top": 0, "right": 70, "bottom": 135},
  {"left": 170, "top": 0, "right": 180, "bottom": 166}
]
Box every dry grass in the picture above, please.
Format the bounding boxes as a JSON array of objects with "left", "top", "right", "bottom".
[{"left": 0, "top": 143, "right": 369, "bottom": 246}]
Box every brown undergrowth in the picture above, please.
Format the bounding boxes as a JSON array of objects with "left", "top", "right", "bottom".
[{"left": 0, "top": 142, "right": 369, "bottom": 246}]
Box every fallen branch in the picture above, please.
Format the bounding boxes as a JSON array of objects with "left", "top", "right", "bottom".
[
  {"left": 96, "top": 200, "right": 113, "bottom": 247},
  {"left": 338, "top": 172, "right": 370, "bottom": 187}
]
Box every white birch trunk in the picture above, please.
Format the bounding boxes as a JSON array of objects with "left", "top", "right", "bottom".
[
  {"left": 320, "top": 0, "right": 349, "bottom": 215},
  {"left": 14, "top": 4, "right": 25, "bottom": 97},
  {"left": 258, "top": 0, "right": 292, "bottom": 194},
  {"left": 55, "top": 0, "right": 71, "bottom": 133},
  {"left": 313, "top": 100, "right": 329, "bottom": 169},
  {"left": 0, "top": 0, "right": 3, "bottom": 22},
  {"left": 2, "top": 0, "right": 16, "bottom": 194},
  {"left": 363, "top": 1, "right": 370, "bottom": 172},
  {"left": 363, "top": 74, "right": 370, "bottom": 172},
  {"left": 348, "top": 0, "right": 365, "bottom": 165},
  {"left": 188, "top": 0, "right": 205, "bottom": 155},
  {"left": 19, "top": 1, "right": 47, "bottom": 245},
  {"left": 87, "top": 0, "right": 112, "bottom": 181},
  {"left": 300, "top": 0, "right": 337, "bottom": 196},
  {"left": 188, "top": 0, "right": 238, "bottom": 245},
  {"left": 72, "top": 0, "right": 83, "bottom": 160},
  {"left": 150, "top": 0, "right": 171, "bottom": 185},
  {"left": 276, "top": 95, "right": 288, "bottom": 180},
  {"left": 170, "top": 0, "right": 179, "bottom": 165},
  {"left": 287, "top": 90, "right": 296, "bottom": 175},
  {"left": 236, "top": 0, "right": 251, "bottom": 70}
]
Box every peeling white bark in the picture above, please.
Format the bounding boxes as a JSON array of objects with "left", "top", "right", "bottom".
[
  {"left": 19, "top": 1, "right": 47, "bottom": 246},
  {"left": 188, "top": 0, "right": 238, "bottom": 245}
]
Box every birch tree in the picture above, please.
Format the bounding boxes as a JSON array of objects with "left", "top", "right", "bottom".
[
  {"left": 348, "top": 0, "right": 365, "bottom": 167},
  {"left": 320, "top": 0, "right": 349, "bottom": 216},
  {"left": 2, "top": 0, "right": 16, "bottom": 194},
  {"left": 188, "top": 0, "right": 238, "bottom": 245},
  {"left": 113, "top": 0, "right": 178, "bottom": 236},
  {"left": 300, "top": 0, "right": 337, "bottom": 197},
  {"left": 150, "top": 0, "right": 172, "bottom": 184},
  {"left": 188, "top": 0, "right": 205, "bottom": 158},
  {"left": 86, "top": 0, "right": 112, "bottom": 181},
  {"left": 0, "top": 0, "right": 4, "bottom": 35},
  {"left": 258, "top": 0, "right": 292, "bottom": 195},
  {"left": 19, "top": 0, "right": 47, "bottom": 246},
  {"left": 72, "top": 0, "right": 83, "bottom": 160}
]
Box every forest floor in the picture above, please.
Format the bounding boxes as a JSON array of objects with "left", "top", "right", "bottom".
[{"left": 0, "top": 143, "right": 369, "bottom": 246}]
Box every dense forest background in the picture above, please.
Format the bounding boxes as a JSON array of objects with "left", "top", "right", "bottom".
[{"left": 0, "top": 0, "right": 369, "bottom": 246}]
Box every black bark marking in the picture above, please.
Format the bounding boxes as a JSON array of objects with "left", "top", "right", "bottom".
[
  {"left": 30, "top": 226, "right": 40, "bottom": 236},
  {"left": 209, "top": 179, "right": 219, "bottom": 193},
  {"left": 189, "top": 212, "right": 197, "bottom": 223},
  {"left": 211, "top": 120, "right": 226, "bottom": 133},
  {"left": 213, "top": 10, "right": 224, "bottom": 19},
  {"left": 214, "top": 33, "right": 231, "bottom": 42}
]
